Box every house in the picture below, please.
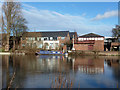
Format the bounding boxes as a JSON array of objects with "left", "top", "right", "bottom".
[
  {"left": 21, "top": 31, "right": 77, "bottom": 50},
  {"left": 74, "top": 33, "right": 104, "bottom": 51}
]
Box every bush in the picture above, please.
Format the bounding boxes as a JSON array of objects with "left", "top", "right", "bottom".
[{"left": 0, "top": 48, "right": 5, "bottom": 52}]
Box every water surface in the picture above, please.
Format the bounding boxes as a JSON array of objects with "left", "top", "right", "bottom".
[{"left": 2, "top": 55, "right": 120, "bottom": 88}]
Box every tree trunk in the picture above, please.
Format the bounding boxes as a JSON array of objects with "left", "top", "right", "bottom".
[
  {"left": 5, "top": 34, "right": 9, "bottom": 51},
  {"left": 13, "top": 39, "right": 15, "bottom": 51}
]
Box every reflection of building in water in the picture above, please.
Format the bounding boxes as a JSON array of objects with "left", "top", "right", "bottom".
[
  {"left": 73, "top": 57, "right": 104, "bottom": 74},
  {"left": 105, "top": 59, "right": 120, "bottom": 67},
  {"left": 105, "top": 59, "right": 120, "bottom": 82}
]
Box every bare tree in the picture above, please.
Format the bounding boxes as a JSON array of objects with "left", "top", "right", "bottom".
[
  {"left": 112, "top": 25, "right": 120, "bottom": 42},
  {"left": 2, "top": 0, "right": 28, "bottom": 51}
]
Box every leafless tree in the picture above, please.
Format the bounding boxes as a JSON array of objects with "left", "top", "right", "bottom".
[
  {"left": 112, "top": 25, "right": 120, "bottom": 42},
  {"left": 2, "top": 0, "right": 28, "bottom": 51}
]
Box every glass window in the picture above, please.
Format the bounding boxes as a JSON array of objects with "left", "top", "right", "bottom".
[
  {"left": 84, "top": 38, "right": 86, "bottom": 40},
  {"left": 61, "top": 43, "right": 64, "bottom": 46},
  {"left": 22, "top": 44, "right": 25, "bottom": 46},
  {"left": 37, "top": 37, "right": 39, "bottom": 41},
  {"left": 50, "top": 37, "right": 53, "bottom": 40},
  {"left": 91, "top": 38, "right": 94, "bottom": 40},
  {"left": 44, "top": 37, "right": 48, "bottom": 40},
  {"left": 39, "top": 44, "right": 43, "bottom": 48},
  {"left": 95, "top": 38, "right": 98, "bottom": 40},
  {"left": 61, "top": 37, "right": 65, "bottom": 40},
  {"left": 41, "top": 37, "right": 44, "bottom": 41},
  {"left": 32, "top": 37, "right": 35, "bottom": 41}
]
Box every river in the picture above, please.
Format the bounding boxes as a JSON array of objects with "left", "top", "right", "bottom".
[{"left": 1, "top": 55, "right": 120, "bottom": 88}]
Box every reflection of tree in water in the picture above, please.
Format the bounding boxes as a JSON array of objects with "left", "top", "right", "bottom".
[
  {"left": 3, "top": 55, "right": 38, "bottom": 88},
  {"left": 49, "top": 72, "right": 73, "bottom": 88}
]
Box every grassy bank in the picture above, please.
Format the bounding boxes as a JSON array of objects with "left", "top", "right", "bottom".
[{"left": 68, "top": 50, "right": 120, "bottom": 56}]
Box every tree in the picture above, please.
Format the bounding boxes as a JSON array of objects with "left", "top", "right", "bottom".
[
  {"left": 2, "top": 0, "right": 28, "bottom": 51},
  {"left": 112, "top": 25, "right": 120, "bottom": 42}
]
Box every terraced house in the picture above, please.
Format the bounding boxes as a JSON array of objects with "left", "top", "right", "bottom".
[{"left": 21, "top": 31, "right": 77, "bottom": 50}]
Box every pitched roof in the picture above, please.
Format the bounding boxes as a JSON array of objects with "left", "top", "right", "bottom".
[
  {"left": 22, "top": 31, "right": 69, "bottom": 37},
  {"left": 79, "top": 33, "right": 104, "bottom": 37}
]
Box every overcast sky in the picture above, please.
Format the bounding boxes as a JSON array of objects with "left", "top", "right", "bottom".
[{"left": 0, "top": 2, "right": 118, "bottom": 36}]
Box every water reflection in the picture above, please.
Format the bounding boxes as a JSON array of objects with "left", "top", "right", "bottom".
[{"left": 2, "top": 55, "right": 120, "bottom": 88}]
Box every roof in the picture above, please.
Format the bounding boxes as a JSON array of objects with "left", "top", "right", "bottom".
[
  {"left": 22, "top": 31, "right": 69, "bottom": 37},
  {"left": 79, "top": 33, "right": 104, "bottom": 38},
  {"left": 69, "top": 32, "right": 77, "bottom": 38}
]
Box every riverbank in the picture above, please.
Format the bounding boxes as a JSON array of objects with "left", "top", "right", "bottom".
[
  {"left": 0, "top": 50, "right": 120, "bottom": 56},
  {"left": 68, "top": 51, "right": 120, "bottom": 56}
]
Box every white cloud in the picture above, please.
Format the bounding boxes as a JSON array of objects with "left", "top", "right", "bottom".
[
  {"left": 91, "top": 10, "right": 118, "bottom": 21},
  {"left": 0, "top": 3, "right": 2, "bottom": 16},
  {"left": 22, "top": 4, "right": 115, "bottom": 36}
]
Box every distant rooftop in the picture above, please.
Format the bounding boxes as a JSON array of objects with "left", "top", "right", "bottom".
[
  {"left": 22, "top": 31, "right": 77, "bottom": 38},
  {"left": 79, "top": 33, "right": 104, "bottom": 37}
]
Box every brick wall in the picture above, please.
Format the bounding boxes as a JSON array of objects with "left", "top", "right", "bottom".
[
  {"left": 74, "top": 40, "right": 104, "bottom": 51},
  {"left": 93, "top": 40, "right": 104, "bottom": 51},
  {"left": 74, "top": 44, "right": 90, "bottom": 50}
]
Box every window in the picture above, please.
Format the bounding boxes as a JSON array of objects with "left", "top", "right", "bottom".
[
  {"left": 53, "top": 37, "right": 57, "bottom": 40},
  {"left": 50, "top": 43, "right": 53, "bottom": 48},
  {"left": 33, "top": 43, "right": 36, "bottom": 47},
  {"left": 89, "top": 38, "right": 92, "bottom": 40},
  {"left": 32, "top": 37, "right": 35, "bottom": 41},
  {"left": 84, "top": 38, "right": 87, "bottom": 40},
  {"left": 61, "top": 43, "right": 64, "bottom": 46},
  {"left": 37, "top": 37, "right": 39, "bottom": 41},
  {"left": 91, "top": 38, "right": 94, "bottom": 40},
  {"left": 95, "top": 38, "right": 98, "bottom": 40},
  {"left": 50, "top": 37, "right": 53, "bottom": 40},
  {"left": 44, "top": 37, "right": 48, "bottom": 40},
  {"left": 39, "top": 44, "right": 43, "bottom": 48},
  {"left": 61, "top": 37, "right": 65, "bottom": 40},
  {"left": 78, "top": 38, "right": 81, "bottom": 41},
  {"left": 22, "top": 44, "right": 25, "bottom": 46},
  {"left": 41, "top": 37, "right": 44, "bottom": 41}
]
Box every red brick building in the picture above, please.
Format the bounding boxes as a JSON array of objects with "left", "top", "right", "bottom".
[{"left": 74, "top": 33, "right": 104, "bottom": 51}]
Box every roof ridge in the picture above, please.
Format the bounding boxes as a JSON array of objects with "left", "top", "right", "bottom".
[{"left": 79, "top": 33, "right": 104, "bottom": 37}]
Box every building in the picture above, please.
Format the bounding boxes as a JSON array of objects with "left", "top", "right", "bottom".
[
  {"left": 74, "top": 33, "right": 104, "bottom": 51},
  {"left": 104, "top": 37, "right": 120, "bottom": 51},
  {"left": 21, "top": 31, "right": 77, "bottom": 50},
  {"left": 0, "top": 33, "right": 22, "bottom": 51}
]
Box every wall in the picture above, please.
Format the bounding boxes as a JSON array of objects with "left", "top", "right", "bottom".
[
  {"left": 74, "top": 44, "right": 89, "bottom": 50},
  {"left": 74, "top": 40, "right": 104, "bottom": 51},
  {"left": 93, "top": 40, "right": 104, "bottom": 51}
]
